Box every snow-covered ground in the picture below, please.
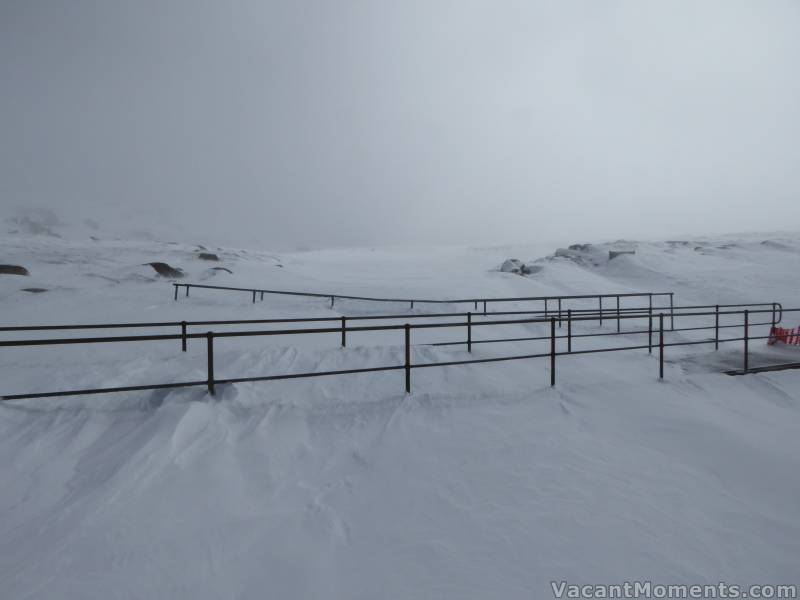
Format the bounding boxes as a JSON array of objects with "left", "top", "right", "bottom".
[{"left": 1, "top": 224, "right": 799, "bottom": 598}]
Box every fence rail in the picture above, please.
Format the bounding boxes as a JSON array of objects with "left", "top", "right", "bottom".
[
  {"left": 172, "top": 282, "right": 677, "bottom": 321},
  {"left": 0, "top": 301, "right": 792, "bottom": 402}
]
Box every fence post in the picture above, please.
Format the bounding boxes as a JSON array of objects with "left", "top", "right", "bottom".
[
  {"left": 174, "top": 284, "right": 179, "bottom": 301},
  {"left": 715, "top": 305, "right": 719, "bottom": 351},
  {"left": 474, "top": 300, "right": 478, "bottom": 310},
  {"left": 252, "top": 290, "right": 256, "bottom": 304},
  {"left": 483, "top": 301, "right": 487, "bottom": 316},
  {"left": 648, "top": 309, "right": 652, "bottom": 354},
  {"left": 467, "top": 312, "right": 472, "bottom": 353},
  {"left": 659, "top": 314, "right": 664, "bottom": 380},
  {"left": 599, "top": 296, "right": 603, "bottom": 326},
  {"left": 207, "top": 332, "right": 215, "bottom": 396},
  {"left": 330, "top": 296, "right": 335, "bottom": 309},
  {"left": 558, "top": 298, "right": 562, "bottom": 328},
  {"left": 341, "top": 316, "right": 346, "bottom": 348},
  {"left": 567, "top": 309, "right": 572, "bottom": 353},
  {"left": 404, "top": 324, "right": 411, "bottom": 394},
  {"left": 410, "top": 301, "right": 414, "bottom": 309},
  {"left": 544, "top": 299, "right": 548, "bottom": 319},
  {"left": 550, "top": 318, "right": 556, "bottom": 386},
  {"left": 669, "top": 293, "right": 675, "bottom": 331},
  {"left": 185, "top": 285, "right": 190, "bottom": 297},
  {"left": 744, "top": 310, "right": 749, "bottom": 372},
  {"left": 616, "top": 296, "right": 621, "bottom": 333},
  {"left": 181, "top": 321, "right": 187, "bottom": 352},
  {"left": 261, "top": 291, "right": 264, "bottom": 301},
  {"left": 771, "top": 302, "right": 776, "bottom": 328}
]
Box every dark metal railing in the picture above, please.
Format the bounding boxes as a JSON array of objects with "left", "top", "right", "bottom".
[
  {"left": 0, "top": 303, "right": 790, "bottom": 402},
  {"left": 172, "top": 282, "right": 677, "bottom": 320},
  {"left": 0, "top": 299, "right": 781, "bottom": 341}
]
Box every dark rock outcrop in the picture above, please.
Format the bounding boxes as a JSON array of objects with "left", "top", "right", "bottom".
[
  {"left": 145, "top": 262, "right": 185, "bottom": 278},
  {"left": 0, "top": 265, "right": 30, "bottom": 276},
  {"left": 197, "top": 253, "right": 220, "bottom": 261},
  {"left": 21, "top": 287, "right": 47, "bottom": 293}
]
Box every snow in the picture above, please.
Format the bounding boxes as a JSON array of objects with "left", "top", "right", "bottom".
[{"left": 1, "top": 227, "right": 800, "bottom": 598}]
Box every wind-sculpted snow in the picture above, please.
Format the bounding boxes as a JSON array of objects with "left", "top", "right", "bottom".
[
  {"left": 1, "top": 366, "right": 799, "bottom": 598},
  {"left": 1, "top": 231, "right": 800, "bottom": 598}
]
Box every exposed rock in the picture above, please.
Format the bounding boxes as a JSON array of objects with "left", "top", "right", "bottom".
[
  {"left": 210, "top": 267, "right": 233, "bottom": 274},
  {"left": 520, "top": 264, "right": 543, "bottom": 275},
  {"left": 608, "top": 250, "right": 635, "bottom": 260},
  {"left": 550, "top": 244, "right": 606, "bottom": 267},
  {"left": 555, "top": 247, "right": 594, "bottom": 265},
  {"left": 145, "top": 262, "right": 185, "bottom": 278},
  {"left": 500, "top": 259, "right": 524, "bottom": 273},
  {"left": 498, "top": 258, "right": 542, "bottom": 276},
  {"left": 21, "top": 288, "right": 48, "bottom": 293},
  {"left": 197, "top": 252, "right": 220, "bottom": 261},
  {"left": 0, "top": 265, "right": 30, "bottom": 276}
]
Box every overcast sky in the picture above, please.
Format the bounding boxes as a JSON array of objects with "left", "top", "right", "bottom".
[{"left": 1, "top": 0, "right": 799, "bottom": 248}]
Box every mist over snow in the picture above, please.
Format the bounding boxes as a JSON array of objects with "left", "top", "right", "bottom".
[{"left": 2, "top": 0, "right": 800, "bottom": 248}]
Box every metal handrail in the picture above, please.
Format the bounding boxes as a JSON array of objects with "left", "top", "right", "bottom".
[
  {"left": 172, "top": 282, "right": 675, "bottom": 306},
  {"left": 0, "top": 302, "right": 782, "bottom": 333},
  {"left": 1, "top": 305, "right": 794, "bottom": 401}
]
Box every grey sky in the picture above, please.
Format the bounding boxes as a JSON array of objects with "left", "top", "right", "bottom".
[{"left": 2, "top": 0, "right": 799, "bottom": 248}]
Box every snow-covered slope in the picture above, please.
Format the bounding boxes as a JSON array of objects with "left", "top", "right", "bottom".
[{"left": 1, "top": 230, "right": 799, "bottom": 599}]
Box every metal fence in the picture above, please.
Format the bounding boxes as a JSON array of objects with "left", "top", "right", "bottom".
[
  {"left": 172, "top": 282, "right": 676, "bottom": 321},
  {"left": 0, "top": 297, "right": 790, "bottom": 402}
]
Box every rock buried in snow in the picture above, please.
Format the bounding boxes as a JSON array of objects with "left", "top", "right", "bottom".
[
  {"left": 551, "top": 245, "right": 606, "bottom": 267},
  {"left": 608, "top": 250, "right": 636, "bottom": 260},
  {"left": 197, "top": 252, "right": 219, "bottom": 261},
  {"left": 0, "top": 265, "right": 30, "bottom": 276},
  {"left": 521, "top": 264, "right": 543, "bottom": 275},
  {"left": 498, "top": 259, "right": 542, "bottom": 276},
  {"left": 500, "top": 259, "right": 524, "bottom": 273},
  {"left": 145, "top": 262, "right": 185, "bottom": 278},
  {"left": 199, "top": 266, "right": 233, "bottom": 281},
  {"left": 21, "top": 288, "right": 47, "bottom": 293}
]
